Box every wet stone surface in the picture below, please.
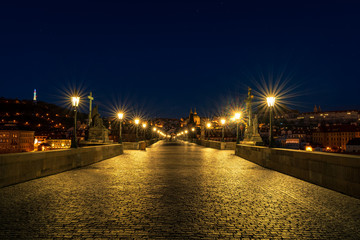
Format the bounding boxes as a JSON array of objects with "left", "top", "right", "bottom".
[{"left": 1, "top": 140, "right": 360, "bottom": 239}]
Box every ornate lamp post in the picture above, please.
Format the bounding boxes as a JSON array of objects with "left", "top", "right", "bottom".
[
  {"left": 206, "top": 122, "right": 211, "bottom": 140},
  {"left": 191, "top": 127, "right": 195, "bottom": 141},
  {"left": 152, "top": 127, "right": 157, "bottom": 140},
  {"left": 71, "top": 93, "right": 80, "bottom": 148},
  {"left": 266, "top": 96, "right": 276, "bottom": 147},
  {"left": 142, "top": 123, "right": 147, "bottom": 140},
  {"left": 220, "top": 118, "right": 226, "bottom": 142},
  {"left": 235, "top": 112, "right": 241, "bottom": 144},
  {"left": 117, "top": 112, "right": 124, "bottom": 143},
  {"left": 135, "top": 118, "right": 140, "bottom": 142}
]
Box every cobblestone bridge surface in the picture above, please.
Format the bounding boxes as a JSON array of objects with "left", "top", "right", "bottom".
[{"left": 1, "top": 141, "right": 360, "bottom": 239}]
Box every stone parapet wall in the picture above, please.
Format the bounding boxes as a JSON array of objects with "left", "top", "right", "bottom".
[
  {"left": 123, "top": 141, "right": 154, "bottom": 150},
  {"left": 0, "top": 144, "right": 123, "bottom": 188},
  {"left": 145, "top": 139, "right": 159, "bottom": 147},
  {"left": 194, "top": 140, "right": 236, "bottom": 150},
  {"left": 235, "top": 144, "right": 360, "bottom": 198},
  {"left": 123, "top": 139, "right": 159, "bottom": 150}
]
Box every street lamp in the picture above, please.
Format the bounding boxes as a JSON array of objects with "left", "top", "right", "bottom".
[
  {"left": 135, "top": 118, "right": 140, "bottom": 142},
  {"left": 71, "top": 93, "right": 80, "bottom": 148},
  {"left": 220, "top": 118, "right": 226, "bottom": 142},
  {"left": 142, "top": 123, "right": 147, "bottom": 140},
  {"left": 185, "top": 130, "right": 188, "bottom": 141},
  {"left": 152, "top": 127, "right": 157, "bottom": 140},
  {"left": 117, "top": 112, "right": 124, "bottom": 143},
  {"left": 234, "top": 112, "right": 241, "bottom": 144},
  {"left": 191, "top": 127, "right": 195, "bottom": 141},
  {"left": 206, "top": 122, "right": 211, "bottom": 140},
  {"left": 266, "top": 96, "right": 276, "bottom": 147}
]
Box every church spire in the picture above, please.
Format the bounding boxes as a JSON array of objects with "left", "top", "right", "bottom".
[
  {"left": 194, "top": 108, "right": 197, "bottom": 114},
  {"left": 314, "top": 105, "right": 318, "bottom": 113},
  {"left": 190, "top": 108, "right": 193, "bottom": 114}
]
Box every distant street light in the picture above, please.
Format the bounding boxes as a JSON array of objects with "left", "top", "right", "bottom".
[
  {"left": 135, "top": 118, "right": 140, "bottom": 142},
  {"left": 142, "top": 123, "right": 147, "bottom": 140},
  {"left": 206, "top": 122, "right": 211, "bottom": 140},
  {"left": 266, "top": 96, "right": 276, "bottom": 147},
  {"left": 234, "top": 112, "right": 241, "bottom": 144},
  {"left": 117, "top": 112, "right": 124, "bottom": 143},
  {"left": 71, "top": 92, "right": 80, "bottom": 148},
  {"left": 220, "top": 118, "right": 226, "bottom": 142},
  {"left": 152, "top": 127, "right": 157, "bottom": 139}
]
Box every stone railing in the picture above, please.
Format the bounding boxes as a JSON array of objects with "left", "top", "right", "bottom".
[
  {"left": 123, "top": 139, "right": 159, "bottom": 150},
  {"left": 235, "top": 144, "right": 360, "bottom": 199},
  {"left": 194, "top": 139, "right": 236, "bottom": 150},
  {"left": 0, "top": 144, "right": 123, "bottom": 188}
]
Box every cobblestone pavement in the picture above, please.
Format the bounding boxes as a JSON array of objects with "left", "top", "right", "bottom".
[{"left": 1, "top": 141, "right": 360, "bottom": 239}]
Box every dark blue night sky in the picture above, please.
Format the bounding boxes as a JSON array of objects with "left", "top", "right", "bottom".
[{"left": 1, "top": 1, "right": 360, "bottom": 118}]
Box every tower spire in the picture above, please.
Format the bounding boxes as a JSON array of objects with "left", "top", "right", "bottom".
[{"left": 33, "top": 89, "right": 37, "bottom": 102}]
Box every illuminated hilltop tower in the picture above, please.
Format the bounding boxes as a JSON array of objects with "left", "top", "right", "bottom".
[{"left": 33, "top": 89, "right": 37, "bottom": 103}]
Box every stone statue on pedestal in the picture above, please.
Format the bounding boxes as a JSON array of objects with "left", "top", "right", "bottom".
[
  {"left": 88, "top": 105, "right": 110, "bottom": 143},
  {"left": 243, "top": 87, "right": 254, "bottom": 141},
  {"left": 251, "top": 114, "right": 263, "bottom": 144},
  {"left": 242, "top": 87, "right": 263, "bottom": 145}
]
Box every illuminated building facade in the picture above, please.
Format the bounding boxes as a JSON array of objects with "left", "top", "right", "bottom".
[
  {"left": 275, "top": 109, "right": 360, "bottom": 125},
  {"left": 0, "top": 130, "right": 34, "bottom": 153},
  {"left": 312, "top": 125, "right": 360, "bottom": 151},
  {"left": 46, "top": 139, "right": 71, "bottom": 149},
  {"left": 346, "top": 138, "right": 360, "bottom": 153}
]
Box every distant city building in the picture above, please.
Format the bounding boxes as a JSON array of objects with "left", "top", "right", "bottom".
[
  {"left": 346, "top": 138, "right": 360, "bottom": 153},
  {"left": 181, "top": 108, "right": 201, "bottom": 127},
  {"left": 312, "top": 125, "right": 360, "bottom": 151},
  {"left": 0, "top": 97, "right": 87, "bottom": 138},
  {"left": 46, "top": 139, "right": 71, "bottom": 149},
  {"left": 275, "top": 108, "right": 360, "bottom": 125},
  {"left": 0, "top": 129, "right": 34, "bottom": 153}
]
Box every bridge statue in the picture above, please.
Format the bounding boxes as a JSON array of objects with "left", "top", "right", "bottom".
[
  {"left": 242, "top": 87, "right": 263, "bottom": 145},
  {"left": 88, "top": 105, "right": 110, "bottom": 143}
]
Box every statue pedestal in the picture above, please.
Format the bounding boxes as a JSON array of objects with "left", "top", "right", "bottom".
[
  {"left": 242, "top": 133, "right": 264, "bottom": 146},
  {"left": 88, "top": 127, "right": 109, "bottom": 143}
]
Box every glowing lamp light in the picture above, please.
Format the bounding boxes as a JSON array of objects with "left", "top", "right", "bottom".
[
  {"left": 142, "top": 123, "right": 147, "bottom": 128},
  {"left": 266, "top": 96, "right": 276, "bottom": 107},
  {"left": 117, "top": 112, "right": 124, "bottom": 120},
  {"left": 153, "top": 127, "right": 157, "bottom": 131},
  {"left": 71, "top": 96, "right": 80, "bottom": 107},
  {"left": 305, "top": 146, "right": 313, "bottom": 152},
  {"left": 185, "top": 130, "right": 188, "bottom": 134},
  {"left": 191, "top": 127, "right": 195, "bottom": 132},
  {"left": 134, "top": 119, "right": 140, "bottom": 125},
  {"left": 234, "top": 112, "right": 241, "bottom": 120},
  {"left": 206, "top": 123, "right": 211, "bottom": 128},
  {"left": 220, "top": 118, "right": 226, "bottom": 125}
]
